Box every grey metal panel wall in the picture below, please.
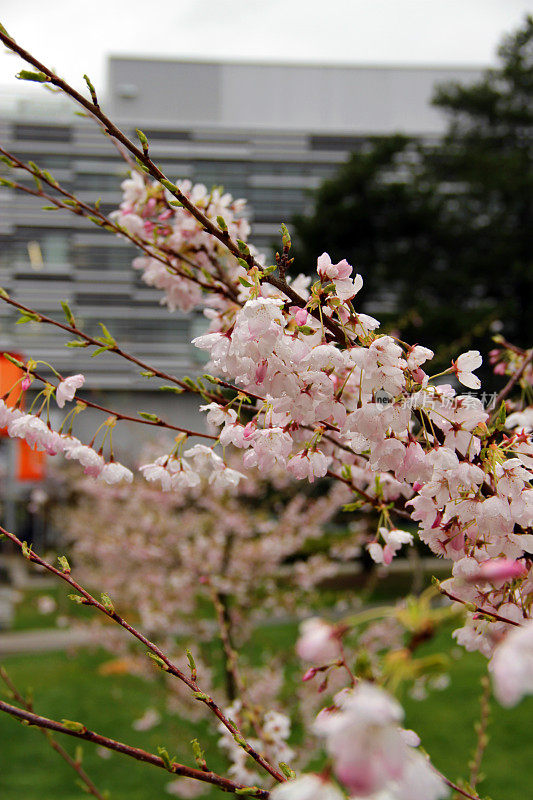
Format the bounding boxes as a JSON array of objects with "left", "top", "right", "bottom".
[
  {"left": 110, "top": 58, "right": 221, "bottom": 125},
  {"left": 108, "top": 57, "right": 482, "bottom": 134}
]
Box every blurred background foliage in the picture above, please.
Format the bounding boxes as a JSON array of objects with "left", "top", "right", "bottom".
[{"left": 293, "top": 17, "right": 532, "bottom": 377}]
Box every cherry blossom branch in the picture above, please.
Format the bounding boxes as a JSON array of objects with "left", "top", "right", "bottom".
[
  {"left": 0, "top": 292, "right": 221, "bottom": 401},
  {"left": 26, "top": 365, "right": 216, "bottom": 441},
  {"left": 0, "top": 667, "right": 106, "bottom": 800},
  {"left": 0, "top": 29, "right": 349, "bottom": 344},
  {"left": 439, "top": 773, "right": 482, "bottom": 800},
  {"left": 208, "top": 584, "right": 246, "bottom": 702},
  {"left": 207, "top": 582, "right": 272, "bottom": 749},
  {"left": 0, "top": 698, "right": 269, "bottom": 798},
  {"left": 436, "top": 585, "right": 521, "bottom": 627},
  {"left": 210, "top": 378, "right": 356, "bottom": 444},
  {"left": 326, "top": 469, "right": 411, "bottom": 520},
  {"left": 0, "top": 526, "right": 285, "bottom": 784},
  {"left": 492, "top": 348, "right": 533, "bottom": 411},
  {"left": 0, "top": 147, "right": 239, "bottom": 303}
]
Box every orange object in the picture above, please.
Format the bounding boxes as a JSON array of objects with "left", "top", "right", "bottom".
[
  {"left": 0, "top": 353, "right": 46, "bottom": 481},
  {"left": 16, "top": 439, "right": 46, "bottom": 482},
  {"left": 0, "top": 352, "right": 25, "bottom": 412}
]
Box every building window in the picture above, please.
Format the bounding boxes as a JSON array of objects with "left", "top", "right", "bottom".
[
  {"left": 13, "top": 124, "right": 72, "bottom": 143},
  {"left": 309, "top": 135, "right": 364, "bottom": 151},
  {"left": 74, "top": 173, "right": 123, "bottom": 191},
  {"left": 73, "top": 244, "right": 137, "bottom": 271},
  {"left": 0, "top": 232, "right": 70, "bottom": 271},
  {"left": 140, "top": 129, "right": 191, "bottom": 141}
]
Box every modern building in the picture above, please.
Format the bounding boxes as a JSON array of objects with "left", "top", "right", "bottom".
[{"left": 0, "top": 57, "right": 482, "bottom": 447}]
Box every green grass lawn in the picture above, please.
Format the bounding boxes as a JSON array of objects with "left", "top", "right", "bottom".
[
  {"left": 0, "top": 593, "right": 531, "bottom": 800},
  {"left": 9, "top": 584, "right": 94, "bottom": 631}
]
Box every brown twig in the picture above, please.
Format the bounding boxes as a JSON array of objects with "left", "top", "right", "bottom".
[
  {"left": 0, "top": 292, "right": 222, "bottom": 402},
  {"left": 492, "top": 348, "right": 533, "bottom": 411},
  {"left": 439, "top": 773, "right": 482, "bottom": 800},
  {"left": 0, "top": 526, "right": 285, "bottom": 784},
  {"left": 326, "top": 469, "right": 411, "bottom": 520},
  {"left": 437, "top": 585, "right": 521, "bottom": 627},
  {"left": 0, "top": 667, "right": 106, "bottom": 800},
  {"left": 0, "top": 698, "right": 269, "bottom": 798},
  {"left": 27, "top": 366, "right": 216, "bottom": 441},
  {"left": 0, "top": 147, "right": 239, "bottom": 304}
]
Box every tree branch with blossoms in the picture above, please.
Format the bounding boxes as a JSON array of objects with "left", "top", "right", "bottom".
[
  {"left": 0, "top": 146, "right": 241, "bottom": 304},
  {"left": 0, "top": 525, "right": 286, "bottom": 785},
  {"left": 0, "top": 698, "right": 270, "bottom": 798},
  {"left": 0, "top": 20, "right": 532, "bottom": 800}
]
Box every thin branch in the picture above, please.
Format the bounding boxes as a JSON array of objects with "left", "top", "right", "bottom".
[
  {"left": 492, "top": 348, "right": 533, "bottom": 411},
  {"left": 28, "top": 366, "right": 216, "bottom": 441},
  {"left": 326, "top": 469, "right": 411, "bottom": 520},
  {"left": 0, "top": 292, "right": 221, "bottom": 401},
  {"left": 0, "top": 146, "right": 240, "bottom": 303},
  {"left": 439, "top": 772, "right": 482, "bottom": 800},
  {"left": 0, "top": 526, "right": 285, "bottom": 784},
  {"left": 0, "top": 667, "right": 106, "bottom": 800},
  {"left": 437, "top": 585, "right": 521, "bottom": 626},
  {"left": 0, "top": 698, "right": 269, "bottom": 798}
]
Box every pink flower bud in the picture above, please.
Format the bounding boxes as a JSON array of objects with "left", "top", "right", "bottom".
[
  {"left": 294, "top": 308, "right": 309, "bottom": 326},
  {"left": 302, "top": 667, "right": 318, "bottom": 682},
  {"left": 142, "top": 197, "right": 157, "bottom": 217},
  {"left": 470, "top": 559, "right": 527, "bottom": 583},
  {"left": 21, "top": 376, "right": 31, "bottom": 391}
]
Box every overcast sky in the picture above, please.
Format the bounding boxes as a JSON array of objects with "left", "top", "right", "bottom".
[{"left": 1, "top": 0, "right": 531, "bottom": 94}]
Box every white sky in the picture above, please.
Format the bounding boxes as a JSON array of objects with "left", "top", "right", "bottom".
[{"left": 0, "top": 0, "right": 531, "bottom": 95}]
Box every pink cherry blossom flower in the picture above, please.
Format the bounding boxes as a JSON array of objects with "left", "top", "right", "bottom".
[
  {"left": 139, "top": 458, "right": 174, "bottom": 491},
  {"left": 468, "top": 558, "right": 527, "bottom": 584},
  {"left": 314, "top": 683, "right": 446, "bottom": 799},
  {"left": 291, "top": 307, "right": 309, "bottom": 326},
  {"left": 287, "top": 449, "right": 329, "bottom": 483},
  {"left": 452, "top": 351, "right": 482, "bottom": 390},
  {"left": 0, "top": 400, "right": 22, "bottom": 429},
  {"left": 199, "top": 402, "right": 237, "bottom": 428},
  {"left": 270, "top": 774, "right": 344, "bottom": 800},
  {"left": 99, "top": 461, "right": 134, "bottom": 484},
  {"left": 8, "top": 413, "right": 49, "bottom": 448},
  {"left": 368, "top": 528, "right": 414, "bottom": 565},
  {"left": 296, "top": 618, "right": 339, "bottom": 663},
  {"left": 407, "top": 345, "right": 434, "bottom": 371},
  {"left": 316, "top": 252, "right": 363, "bottom": 302},
  {"left": 314, "top": 683, "right": 405, "bottom": 795},
  {"left": 64, "top": 441, "right": 105, "bottom": 477},
  {"left": 208, "top": 464, "right": 246, "bottom": 491},
  {"left": 490, "top": 620, "right": 533, "bottom": 706},
  {"left": 56, "top": 374, "right": 85, "bottom": 408}
]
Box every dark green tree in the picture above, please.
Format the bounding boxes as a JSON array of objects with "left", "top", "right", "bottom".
[{"left": 293, "top": 16, "right": 532, "bottom": 366}]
